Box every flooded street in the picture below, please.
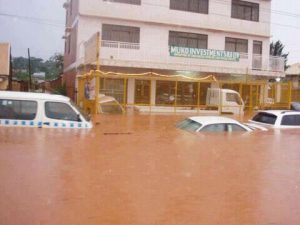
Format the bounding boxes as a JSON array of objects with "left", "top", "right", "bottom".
[{"left": 1, "top": 114, "right": 300, "bottom": 225}]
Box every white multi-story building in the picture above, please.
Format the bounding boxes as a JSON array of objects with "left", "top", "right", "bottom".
[{"left": 63, "top": 0, "right": 285, "bottom": 107}]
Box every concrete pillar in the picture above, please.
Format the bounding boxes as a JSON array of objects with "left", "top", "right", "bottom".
[
  {"left": 248, "top": 39, "right": 253, "bottom": 69},
  {"left": 150, "top": 80, "right": 156, "bottom": 106},
  {"left": 276, "top": 83, "right": 281, "bottom": 103},
  {"left": 127, "top": 78, "right": 135, "bottom": 105}
]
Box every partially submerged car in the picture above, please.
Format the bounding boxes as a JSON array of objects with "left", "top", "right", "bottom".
[
  {"left": 291, "top": 102, "right": 300, "bottom": 111},
  {"left": 0, "top": 91, "right": 92, "bottom": 129},
  {"left": 177, "top": 116, "right": 266, "bottom": 133},
  {"left": 249, "top": 110, "right": 300, "bottom": 128},
  {"left": 99, "top": 94, "right": 124, "bottom": 114}
]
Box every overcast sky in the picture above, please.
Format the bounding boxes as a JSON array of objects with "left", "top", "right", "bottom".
[{"left": 0, "top": 0, "right": 300, "bottom": 65}]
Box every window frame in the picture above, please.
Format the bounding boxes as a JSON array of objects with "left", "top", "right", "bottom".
[
  {"left": 231, "top": 0, "right": 259, "bottom": 22},
  {"left": 170, "top": 0, "right": 209, "bottom": 14},
  {"left": 169, "top": 31, "right": 208, "bottom": 49},
  {"left": 253, "top": 40, "right": 263, "bottom": 55},
  {"left": 102, "top": 24, "right": 140, "bottom": 44},
  {"left": 225, "top": 37, "right": 248, "bottom": 53}
]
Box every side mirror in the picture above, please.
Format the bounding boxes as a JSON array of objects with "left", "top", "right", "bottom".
[{"left": 77, "top": 114, "right": 82, "bottom": 122}]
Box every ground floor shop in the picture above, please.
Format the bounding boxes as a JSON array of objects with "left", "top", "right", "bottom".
[{"left": 72, "top": 67, "right": 292, "bottom": 114}]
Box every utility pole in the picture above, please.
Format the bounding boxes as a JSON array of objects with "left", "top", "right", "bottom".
[
  {"left": 28, "top": 48, "right": 32, "bottom": 91},
  {"left": 8, "top": 48, "right": 13, "bottom": 91}
]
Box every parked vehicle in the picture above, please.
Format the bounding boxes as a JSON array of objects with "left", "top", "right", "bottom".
[
  {"left": 249, "top": 110, "right": 300, "bottom": 128},
  {"left": 177, "top": 116, "right": 266, "bottom": 133},
  {"left": 0, "top": 91, "right": 92, "bottom": 129},
  {"left": 206, "top": 88, "right": 244, "bottom": 115},
  {"left": 98, "top": 94, "right": 124, "bottom": 114},
  {"left": 291, "top": 102, "right": 300, "bottom": 111}
]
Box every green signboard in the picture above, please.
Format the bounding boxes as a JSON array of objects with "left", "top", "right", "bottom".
[{"left": 169, "top": 46, "right": 240, "bottom": 62}]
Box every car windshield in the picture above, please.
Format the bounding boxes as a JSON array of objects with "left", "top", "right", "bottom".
[
  {"left": 70, "top": 100, "right": 91, "bottom": 121},
  {"left": 100, "top": 101, "right": 124, "bottom": 114},
  {"left": 252, "top": 112, "right": 277, "bottom": 125},
  {"left": 176, "top": 119, "right": 202, "bottom": 132}
]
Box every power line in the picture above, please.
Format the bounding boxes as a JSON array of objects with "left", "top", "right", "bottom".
[{"left": 0, "top": 12, "right": 65, "bottom": 28}]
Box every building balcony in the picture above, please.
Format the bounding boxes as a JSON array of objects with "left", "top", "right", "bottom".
[{"left": 78, "top": 41, "right": 285, "bottom": 77}]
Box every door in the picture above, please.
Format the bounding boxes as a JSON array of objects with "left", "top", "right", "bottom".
[{"left": 42, "top": 101, "right": 86, "bottom": 128}]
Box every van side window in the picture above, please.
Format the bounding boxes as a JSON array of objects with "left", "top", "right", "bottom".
[
  {"left": 0, "top": 99, "right": 37, "bottom": 120},
  {"left": 45, "top": 102, "right": 79, "bottom": 121}
]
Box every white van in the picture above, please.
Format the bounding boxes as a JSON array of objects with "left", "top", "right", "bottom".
[
  {"left": 206, "top": 88, "right": 244, "bottom": 115},
  {"left": 0, "top": 91, "right": 92, "bottom": 129}
]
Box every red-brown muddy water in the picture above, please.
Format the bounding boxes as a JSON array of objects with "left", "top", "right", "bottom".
[{"left": 1, "top": 114, "right": 300, "bottom": 225}]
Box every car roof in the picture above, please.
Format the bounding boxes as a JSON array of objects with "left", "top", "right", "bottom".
[
  {"left": 256, "top": 110, "right": 300, "bottom": 116},
  {"left": 0, "top": 91, "right": 70, "bottom": 102},
  {"left": 189, "top": 116, "right": 241, "bottom": 125}
]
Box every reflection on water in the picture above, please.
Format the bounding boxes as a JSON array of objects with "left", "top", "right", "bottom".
[{"left": 1, "top": 114, "right": 300, "bottom": 225}]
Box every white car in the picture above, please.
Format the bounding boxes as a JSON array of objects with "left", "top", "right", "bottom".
[
  {"left": 98, "top": 94, "right": 124, "bottom": 114},
  {"left": 177, "top": 116, "right": 266, "bottom": 133},
  {"left": 249, "top": 110, "right": 300, "bottom": 129}
]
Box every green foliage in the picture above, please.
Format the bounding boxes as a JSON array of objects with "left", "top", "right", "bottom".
[
  {"left": 12, "top": 53, "right": 64, "bottom": 81},
  {"left": 270, "top": 40, "right": 289, "bottom": 70},
  {"left": 15, "top": 71, "right": 30, "bottom": 81},
  {"left": 52, "top": 83, "right": 67, "bottom": 96}
]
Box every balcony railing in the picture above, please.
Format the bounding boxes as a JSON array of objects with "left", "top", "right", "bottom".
[{"left": 98, "top": 41, "right": 285, "bottom": 73}]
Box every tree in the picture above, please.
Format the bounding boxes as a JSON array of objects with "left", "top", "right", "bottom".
[
  {"left": 270, "top": 40, "right": 289, "bottom": 70},
  {"left": 12, "top": 53, "right": 64, "bottom": 81},
  {"left": 43, "top": 53, "right": 64, "bottom": 80}
]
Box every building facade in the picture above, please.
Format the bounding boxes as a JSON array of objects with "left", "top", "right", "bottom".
[
  {"left": 63, "top": 0, "right": 285, "bottom": 107},
  {"left": 0, "top": 43, "right": 10, "bottom": 90}
]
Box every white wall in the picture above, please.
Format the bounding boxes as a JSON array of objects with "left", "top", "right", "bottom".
[
  {"left": 79, "top": 0, "right": 271, "bottom": 37},
  {"left": 76, "top": 16, "right": 270, "bottom": 69}
]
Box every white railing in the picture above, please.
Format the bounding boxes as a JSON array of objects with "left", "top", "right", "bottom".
[
  {"left": 99, "top": 41, "right": 285, "bottom": 73},
  {"left": 101, "top": 40, "right": 140, "bottom": 50},
  {"left": 252, "top": 54, "right": 285, "bottom": 72}
]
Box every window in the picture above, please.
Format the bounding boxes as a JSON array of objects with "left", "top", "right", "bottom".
[
  {"left": 45, "top": 102, "right": 79, "bottom": 121},
  {"left": 169, "top": 31, "right": 208, "bottom": 49},
  {"left": 0, "top": 99, "right": 37, "bottom": 120},
  {"left": 102, "top": 24, "right": 140, "bottom": 43},
  {"left": 201, "top": 124, "right": 226, "bottom": 132},
  {"left": 232, "top": 0, "right": 259, "bottom": 22},
  {"left": 252, "top": 112, "right": 277, "bottom": 125},
  {"left": 225, "top": 37, "right": 248, "bottom": 53},
  {"left": 103, "top": 0, "right": 141, "bottom": 5},
  {"left": 176, "top": 119, "right": 202, "bottom": 132},
  {"left": 227, "top": 124, "right": 247, "bottom": 132},
  {"left": 253, "top": 40, "right": 262, "bottom": 55},
  {"left": 135, "top": 80, "right": 151, "bottom": 104},
  {"left": 156, "top": 81, "right": 176, "bottom": 105},
  {"left": 281, "top": 115, "right": 300, "bottom": 126},
  {"left": 170, "top": 0, "right": 209, "bottom": 14}
]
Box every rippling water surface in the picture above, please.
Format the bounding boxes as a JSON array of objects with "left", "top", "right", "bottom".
[{"left": 1, "top": 113, "right": 300, "bottom": 225}]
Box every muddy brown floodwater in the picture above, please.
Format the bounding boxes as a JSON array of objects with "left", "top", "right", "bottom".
[{"left": 1, "top": 113, "right": 300, "bottom": 225}]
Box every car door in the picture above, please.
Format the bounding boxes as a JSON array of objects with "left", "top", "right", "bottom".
[{"left": 42, "top": 101, "right": 84, "bottom": 128}]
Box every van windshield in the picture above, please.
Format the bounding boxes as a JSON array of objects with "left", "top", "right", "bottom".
[
  {"left": 226, "top": 93, "right": 242, "bottom": 105},
  {"left": 70, "top": 101, "right": 91, "bottom": 121}
]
